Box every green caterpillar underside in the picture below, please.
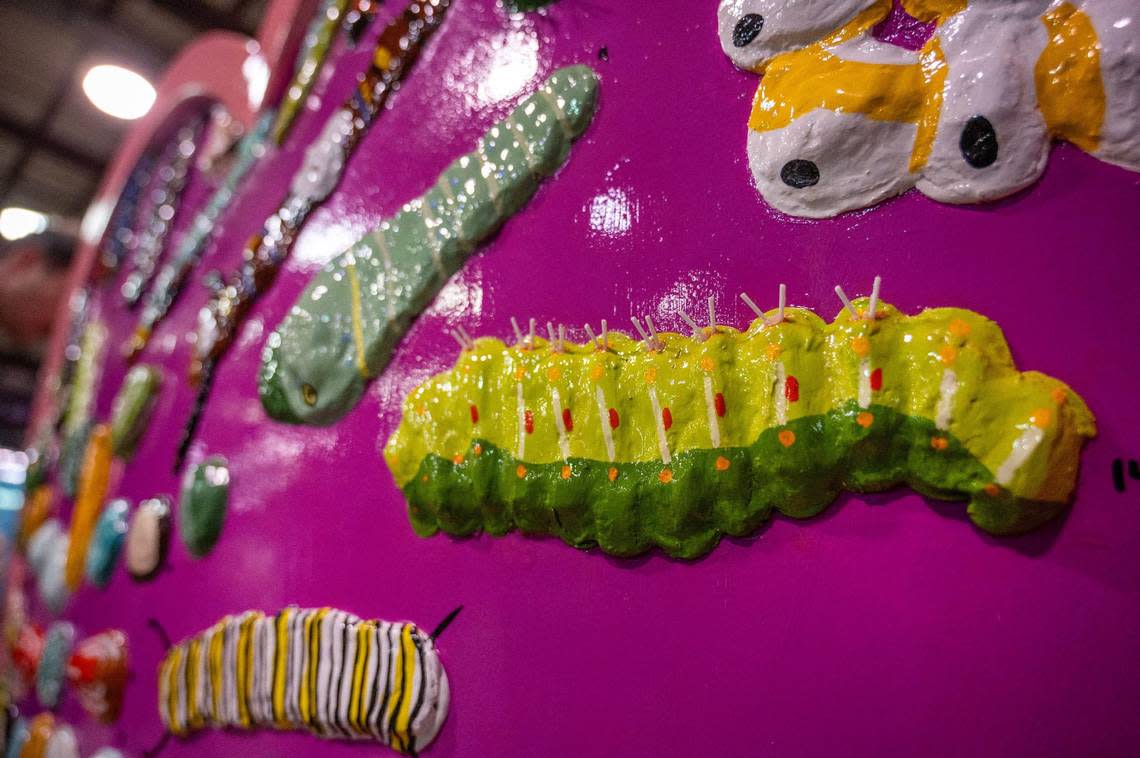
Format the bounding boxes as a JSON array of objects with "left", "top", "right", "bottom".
[
  {"left": 385, "top": 302, "right": 1096, "bottom": 558},
  {"left": 401, "top": 403, "right": 1063, "bottom": 559}
]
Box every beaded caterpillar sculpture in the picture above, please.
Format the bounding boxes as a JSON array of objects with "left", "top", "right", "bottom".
[
  {"left": 260, "top": 65, "right": 600, "bottom": 425},
  {"left": 716, "top": 0, "right": 1140, "bottom": 217},
  {"left": 176, "top": 0, "right": 452, "bottom": 469},
  {"left": 384, "top": 291, "right": 1096, "bottom": 559},
  {"left": 157, "top": 608, "right": 451, "bottom": 754}
]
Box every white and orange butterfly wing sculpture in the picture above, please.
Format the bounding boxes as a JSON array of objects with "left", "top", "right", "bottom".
[{"left": 717, "top": 0, "right": 1140, "bottom": 217}]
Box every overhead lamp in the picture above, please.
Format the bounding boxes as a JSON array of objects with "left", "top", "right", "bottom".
[
  {"left": 0, "top": 207, "right": 48, "bottom": 241},
  {"left": 82, "top": 64, "right": 156, "bottom": 120}
]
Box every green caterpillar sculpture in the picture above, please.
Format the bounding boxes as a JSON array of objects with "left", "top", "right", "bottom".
[
  {"left": 384, "top": 298, "right": 1095, "bottom": 559},
  {"left": 260, "top": 65, "right": 600, "bottom": 425}
]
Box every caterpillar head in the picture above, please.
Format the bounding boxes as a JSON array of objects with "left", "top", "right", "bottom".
[
  {"left": 259, "top": 308, "right": 365, "bottom": 426},
  {"left": 717, "top": 0, "right": 885, "bottom": 72}
]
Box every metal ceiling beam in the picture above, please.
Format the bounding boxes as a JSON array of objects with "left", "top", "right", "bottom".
[
  {"left": 145, "top": 0, "right": 257, "bottom": 35},
  {"left": 0, "top": 0, "right": 119, "bottom": 209},
  {"left": 0, "top": 108, "right": 107, "bottom": 174}
]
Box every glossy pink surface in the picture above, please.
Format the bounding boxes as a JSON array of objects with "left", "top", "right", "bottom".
[{"left": 34, "top": 1, "right": 1140, "bottom": 756}]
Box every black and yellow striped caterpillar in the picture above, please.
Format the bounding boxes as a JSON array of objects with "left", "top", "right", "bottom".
[{"left": 157, "top": 607, "right": 451, "bottom": 754}]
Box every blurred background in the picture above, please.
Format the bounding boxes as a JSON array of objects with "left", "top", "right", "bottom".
[{"left": 0, "top": 0, "right": 267, "bottom": 447}]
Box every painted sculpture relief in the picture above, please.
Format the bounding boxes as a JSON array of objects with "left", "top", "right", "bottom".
[
  {"left": 177, "top": 0, "right": 454, "bottom": 469},
  {"left": 124, "top": 497, "right": 171, "bottom": 582},
  {"left": 63, "top": 425, "right": 113, "bottom": 592},
  {"left": 85, "top": 500, "right": 129, "bottom": 589},
  {"left": 157, "top": 607, "right": 453, "bottom": 754},
  {"left": 717, "top": 0, "right": 1140, "bottom": 217},
  {"left": 108, "top": 365, "right": 161, "bottom": 459},
  {"left": 178, "top": 457, "right": 229, "bottom": 558},
  {"left": 11, "top": 621, "right": 127, "bottom": 723},
  {"left": 384, "top": 286, "right": 1094, "bottom": 558},
  {"left": 261, "top": 65, "right": 600, "bottom": 425}
]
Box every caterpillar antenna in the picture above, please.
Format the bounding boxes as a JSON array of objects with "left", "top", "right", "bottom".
[
  {"left": 174, "top": 358, "right": 215, "bottom": 473},
  {"left": 430, "top": 605, "right": 463, "bottom": 641},
  {"left": 142, "top": 729, "right": 171, "bottom": 758},
  {"left": 147, "top": 617, "right": 173, "bottom": 651}
]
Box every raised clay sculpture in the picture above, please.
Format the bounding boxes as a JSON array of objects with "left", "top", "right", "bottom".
[
  {"left": 26, "top": 520, "right": 69, "bottom": 613},
  {"left": 124, "top": 497, "right": 171, "bottom": 582},
  {"left": 64, "top": 424, "right": 113, "bottom": 591},
  {"left": 35, "top": 622, "right": 75, "bottom": 709},
  {"left": 158, "top": 607, "right": 451, "bottom": 753},
  {"left": 109, "top": 364, "right": 161, "bottom": 458},
  {"left": 261, "top": 65, "right": 600, "bottom": 425},
  {"left": 68, "top": 629, "right": 129, "bottom": 723},
  {"left": 178, "top": 456, "right": 229, "bottom": 557},
  {"left": 717, "top": 0, "right": 1140, "bottom": 217},
  {"left": 85, "top": 499, "right": 129, "bottom": 588},
  {"left": 120, "top": 117, "right": 203, "bottom": 305},
  {"left": 126, "top": 113, "right": 275, "bottom": 359},
  {"left": 177, "top": 0, "right": 453, "bottom": 469},
  {"left": 385, "top": 286, "right": 1095, "bottom": 558}
]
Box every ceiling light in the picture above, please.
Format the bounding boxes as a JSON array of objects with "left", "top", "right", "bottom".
[
  {"left": 0, "top": 207, "right": 48, "bottom": 241},
  {"left": 82, "top": 64, "right": 156, "bottom": 120}
]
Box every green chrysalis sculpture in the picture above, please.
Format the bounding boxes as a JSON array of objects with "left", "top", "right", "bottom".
[{"left": 260, "top": 65, "right": 599, "bottom": 425}]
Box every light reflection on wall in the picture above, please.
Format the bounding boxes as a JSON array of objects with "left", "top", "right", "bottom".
[
  {"left": 478, "top": 28, "right": 540, "bottom": 104},
  {"left": 588, "top": 187, "right": 636, "bottom": 237}
]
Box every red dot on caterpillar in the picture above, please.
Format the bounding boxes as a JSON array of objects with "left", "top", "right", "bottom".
[
  {"left": 524, "top": 410, "right": 534, "bottom": 434},
  {"left": 871, "top": 368, "right": 883, "bottom": 392},
  {"left": 516, "top": 464, "right": 527, "bottom": 479},
  {"left": 785, "top": 376, "right": 799, "bottom": 402},
  {"left": 715, "top": 392, "right": 727, "bottom": 418},
  {"left": 469, "top": 404, "right": 478, "bottom": 424},
  {"left": 608, "top": 408, "right": 619, "bottom": 429},
  {"left": 856, "top": 412, "right": 874, "bottom": 428},
  {"left": 715, "top": 456, "right": 730, "bottom": 471},
  {"left": 561, "top": 465, "right": 572, "bottom": 480},
  {"left": 659, "top": 469, "right": 673, "bottom": 484},
  {"left": 607, "top": 467, "right": 618, "bottom": 481},
  {"left": 931, "top": 437, "right": 948, "bottom": 451},
  {"left": 779, "top": 430, "right": 796, "bottom": 447},
  {"left": 662, "top": 408, "right": 673, "bottom": 431},
  {"left": 562, "top": 408, "right": 573, "bottom": 432}
]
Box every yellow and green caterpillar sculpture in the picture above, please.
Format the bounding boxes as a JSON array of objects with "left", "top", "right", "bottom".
[{"left": 385, "top": 296, "right": 1095, "bottom": 558}]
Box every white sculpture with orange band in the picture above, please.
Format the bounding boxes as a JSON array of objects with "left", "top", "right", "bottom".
[{"left": 717, "top": 0, "right": 1140, "bottom": 217}]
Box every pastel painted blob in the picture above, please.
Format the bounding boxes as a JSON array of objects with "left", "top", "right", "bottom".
[
  {"left": 385, "top": 300, "right": 1095, "bottom": 558},
  {"left": 260, "top": 65, "right": 599, "bottom": 425},
  {"left": 19, "top": 713, "right": 55, "bottom": 758},
  {"left": 64, "top": 424, "right": 113, "bottom": 591},
  {"left": 42, "top": 723, "right": 78, "bottom": 758},
  {"left": 179, "top": 456, "right": 229, "bottom": 557},
  {"left": 85, "top": 499, "right": 129, "bottom": 588},
  {"left": 26, "top": 520, "right": 69, "bottom": 613},
  {"left": 5, "top": 716, "right": 28, "bottom": 758},
  {"left": 68, "top": 629, "right": 129, "bottom": 723},
  {"left": 109, "top": 364, "right": 161, "bottom": 459},
  {"left": 124, "top": 497, "right": 171, "bottom": 582},
  {"left": 158, "top": 608, "right": 450, "bottom": 753},
  {"left": 35, "top": 622, "right": 75, "bottom": 709},
  {"left": 717, "top": 0, "right": 1140, "bottom": 217}
]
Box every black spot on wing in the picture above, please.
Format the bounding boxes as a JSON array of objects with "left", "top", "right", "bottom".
[
  {"left": 960, "top": 115, "right": 998, "bottom": 168},
  {"left": 733, "top": 14, "right": 764, "bottom": 47},
  {"left": 780, "top": 159, "right": 820, "bottom": 188}
]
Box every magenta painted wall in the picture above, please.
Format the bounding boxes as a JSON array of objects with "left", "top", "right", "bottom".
[{"left": 33, "top": 1, "right": 1140, "bottom": 756}]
